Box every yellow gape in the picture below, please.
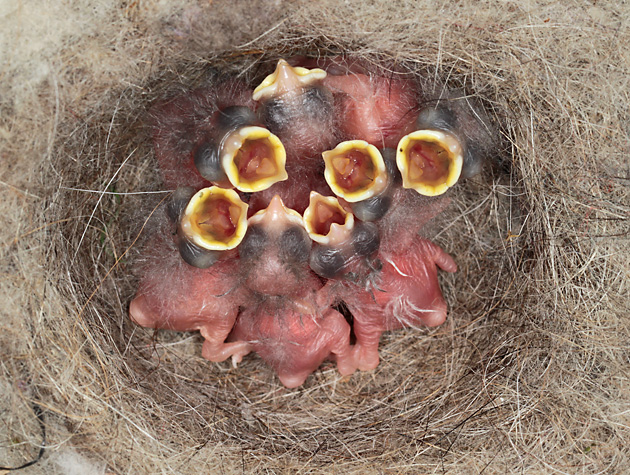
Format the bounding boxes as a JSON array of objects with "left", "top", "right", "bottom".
[
  {"left": 221, "top": 126, "right": 288, "bottom": 192},
  {"left": 396, "top": 130, "right": 463, "bottom": 196},
  {"left": 302, "top": 192, "right": 355, "bottom": 246},
  {"left": 322, "top": 140, "right": 388, "bottom": 203},
  {"left": 179, "top": 187, "right": 248, "bottom": 251}
]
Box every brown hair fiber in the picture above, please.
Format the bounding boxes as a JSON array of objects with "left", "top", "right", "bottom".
[{"left": 1, "top": 1, "right": 628, "bottom": 473}]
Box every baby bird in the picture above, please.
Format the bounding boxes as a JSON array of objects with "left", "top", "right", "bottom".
[
  {"left": 130, "top": 56, "right": 492, "bottom": 387},
  {"left": 338, "top": 237, "right": 457, "bottom": 374}
]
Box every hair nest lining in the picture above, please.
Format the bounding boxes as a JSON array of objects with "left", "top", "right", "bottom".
[{"left": 1, "top": 1, "right": 628, "bottom": 473}]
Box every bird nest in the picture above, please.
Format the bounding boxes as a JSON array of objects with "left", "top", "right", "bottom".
[{"left": 1, "top": 1, "right": 628, "bottom": 473}]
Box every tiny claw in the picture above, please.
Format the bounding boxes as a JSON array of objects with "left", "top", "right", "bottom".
[
  {"left": 303, "top": 192, "right": 354, "bottom": 246},
  {"left": 221, "top": 126, "right": 288, "bottom": 192},
  {"left": 396, "top": 130, "right": 463, "bottom": 196},
  {"left": 322, "top": 140, "right": 388, "bottom": 203},
  {"left": 179, "top": 186, "right": 248, "bottom": 251},
  {"left": 253, "top": 59, "right": 327, "bottom": 102}
]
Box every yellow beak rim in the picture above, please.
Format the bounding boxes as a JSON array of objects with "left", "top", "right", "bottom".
[
  {"left": 179, "top": 186, "right": 249, "bottom": 250},
  {"left": 322, "top": 140, "right": 388, "bottom": 203},
  {"left": 303, "top": 192, "right": 355, "bottom": 246},
  {"left": 221, "top": 126, "right": 288, "bottom": 193},
  {"left": 396, "top": 130, "right": 463, "bottom": 196}
]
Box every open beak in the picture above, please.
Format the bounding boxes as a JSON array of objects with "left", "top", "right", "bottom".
[
  {"left": 220, "top": 126, "right": 288, "bottom": 193},
  {"left": 302, "top": 192, "right": 354, "bottom": 246},
  {"left": 179, "top": 186, "right": 249, "bottom": 251},
  {"left": 396, "top": 129, "right": 463, "bottom": 196},
  {"left": 322, "top": 140, "right": 388, "bottom": 203}
]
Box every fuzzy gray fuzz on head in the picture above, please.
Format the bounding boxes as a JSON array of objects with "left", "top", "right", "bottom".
[{"left": 1, "top": 0, "right": 629, "bottom": 473}]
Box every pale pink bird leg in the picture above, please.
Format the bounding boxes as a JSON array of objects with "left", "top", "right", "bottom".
[
  {"left": 229, "top": 294, "right": 352, "bottom": 388},
  {"left": 200, "top": 326, "right": 252, "bottom": 364},
  {"left": 129, "top": 245, "right": 246, "bottom": 363},
  {"left": 276, "top": 307, "right": 352, "bottom": 388},
  {"left": 130, "top": 290, "right": 246, "bottom": 363},
  {"left": 342, "top": 237, "right": 457, "bottom": 373}
]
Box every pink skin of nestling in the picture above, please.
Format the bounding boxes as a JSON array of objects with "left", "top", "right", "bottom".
[
  {"left": 290, "top": 56, "right": 419, "bottom": 148},
  {"left": 131, "top": 57, "right": 466, "bottom": 387},
  {"left": 335, "top": 237, "right": 457, "bottom": 374},
  {"left": 245, "top": 166, "right": 331, "bottom": 216},
  {"left": 228, "top": 286, "right": 352, "bottom": 388},
  {"left": 324, "top": 73, "right": 418, "bottom": 148},
  {"left": 253, "top": 59, "right": 338, "bottom": 160},
  {"left": 129, "top": 237, "right": 251, "bottom": 363},
  {"left": 229, "top": 196, "right": 353, "bottom": 386},
  {"left": 151, "top": 81, "right": 256, "bottom": 189},
  {"left": 238, "top": 195, "right": 313, "bottom": 296}
]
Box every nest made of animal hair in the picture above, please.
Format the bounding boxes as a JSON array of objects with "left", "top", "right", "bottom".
[{"left": 1, "top": 1, "right": 628, "bottom": 473}]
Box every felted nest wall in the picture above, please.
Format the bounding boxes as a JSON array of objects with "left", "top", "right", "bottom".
[{"left": 1, "top": 1, "right": 628, "bottom": 473}]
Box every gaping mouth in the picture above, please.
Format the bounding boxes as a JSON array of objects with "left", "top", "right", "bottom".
[
  {"left": 396, "top": 130, "right": 463, "bottom": 196},
  {"left": 302, "top": 192, "right": 354, "bottom": 246},
  {"left": 322, "top": 140, "right": 388, "bottom": 203},
  {"left": 221, "top": 126, "right": 288, "bottom": 192},
  {"left": 179, "top": 186, "right": 249, "bottom": 250},
  {"left": 138, "top": 55, "right": 488, "bottom": 387}
]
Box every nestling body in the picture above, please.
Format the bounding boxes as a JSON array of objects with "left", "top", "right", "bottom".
[{"left": 130, "top": 56, "right": 490, "bottom": 386}]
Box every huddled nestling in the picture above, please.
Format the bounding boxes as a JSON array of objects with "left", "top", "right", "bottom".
[{"left": 130, "top": 57, "right": 489, "bottom": 387}]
